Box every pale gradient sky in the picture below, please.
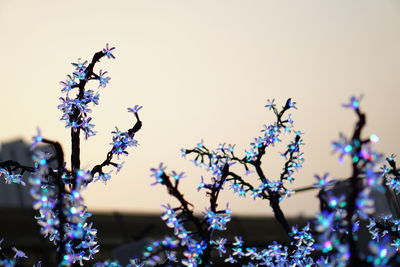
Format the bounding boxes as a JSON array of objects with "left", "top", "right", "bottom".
[{"left": 1, "top": 1, "right": 400, "bottom": 217}]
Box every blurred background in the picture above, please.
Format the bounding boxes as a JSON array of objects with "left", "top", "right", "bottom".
[{"left": 1, "top": 0, "right": 400, "bottom": 264}]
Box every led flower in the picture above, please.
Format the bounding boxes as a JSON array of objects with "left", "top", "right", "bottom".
[
  {"left": 224, "top": 256, "right": 237, "bottom": 263},
  {"left": 312, "top": 173, "right": 336, "bottom": 189},
  {"left": 391, "top": 238, "right": 400, "bottom": 251},
  {"left": 110, "top": 127, "right": 138, "bottom": 157},
  {"left": 265, "top": 99, "right": 276, "bottom": 110},
  {"left": 81, "top": 117, "right": 96, "bottom": 139},
  {"left": 211, "top": 237, "right": 227, "bottom": 257},
  {"left": 150, "top": 163, "right": 167, "bottom": 185},
  {"left": 127, "top": 259, "right": 144, "bottom": 267},
  {"left": 170, "top": 170, "right": 185, "bottom": 181},
  {"left": 71, "top": 58, "right": 88, "bottom": 72},
  {"left": 84, "top": 90, "right": 100, "bottom": 105},
  {"left": 233, "top": 236, "right": 243, "bottom": 247},
  {"left": 31, "top": 128, "right": 43, "bottom": 150},
  {"left": 73, "top": 70, "right": 86, "bottom": 80},
  {"left": 60, "top": 75, "right": 77, "bottom": 92},
  {"left": 203, "top": 207, "right": 231, "bottom": 231},
  {"left": 342, "top": 95, "right": 363, "bottom": 110},
  {"left": 115, "top": 162, "right": 125, "bottom": 173},
  {"left": 367, "top": 236, "right": 395, "bottom": 266},
  {"left": 98, "top": 69, "right": 111, "bottom": 88},
  {"left": 286, "top": 98, "right": 297, "bottom": 109},
  {"left": 356, "top": 189, "right": 375, "bottom": 219},
  {"left": 127, "top": 105, "right": 143, "bottom": 114},
  {"left": 103, "top": 43, "right": 116, "bottom": 59},
  {"left": 160, "top": 204, "right": 180, "bottom": 228},
  {"left": 94, "top": 172, "right": 112, "bottom": 184},
  {"left": 12, "top": 247, "right": 27, "bottom": 259},
  {"left": 197, "top": 176, "right": 206, "bottom": 191},
  {"left": 3, "top": 172, "right": 25, "bottom": 186}
]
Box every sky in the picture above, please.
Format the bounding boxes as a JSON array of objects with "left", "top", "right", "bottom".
[{"left": 0, "top": 0, "right": 400, "bottom": 217}]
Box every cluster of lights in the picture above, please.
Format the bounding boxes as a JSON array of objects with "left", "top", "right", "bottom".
[
  {"left": 29, "top": 142, "right": 100, "bottom": 266},
  {"left": 141, "top": 97, "right": 400, "bottom": 266},
  {"left": 109, "top": 127, "right": 138, "bottom": 157},
  {"left": 203, "top": 208, "right": 232, "bottom": 231},
  {"left": 0, "top": 168, "right": 25, "bottom": 186},
  {"left": 382, "top": 155, "right": 400, "bottom": 194},
  {"left": 0, "top": 241, "right": 27, "bottom": 266},
  {"left": 150, "top": 162, "right": 235, "bottom": 265},
  {"left": 222, "top": 225, "right": 316, "bottom": 266},
  {"left": 144, "top": 100, "right": 308, "bottom": 266},
  {"left": 93, "top": 105, "right": 142, "bottom": 184},
  {"left": 4, "top": 77, "right": 400, "bottom": 267},
  {"left": 184, "top": 99, "right": 304, "bottom": 206},
  {"left": 0, "top": 44, "right": 145, "bottom": 266},
  {"left": 308, "top": 96, "right": 400, "bottom": 266},
  {"left": 57, "top": 44, "right": 115, "bottom": 139}
]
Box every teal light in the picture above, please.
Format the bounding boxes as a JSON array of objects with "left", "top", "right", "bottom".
[
  {"left": 344, "top": 145, "right": 353, "bottom": 153},
  {"left": 379, "top": 248, "right": 387, "bottom": 258}
]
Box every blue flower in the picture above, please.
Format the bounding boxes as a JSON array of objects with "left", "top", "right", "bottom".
[
  {"left": 31, "top": 128, "right": 43, "bottom": 150},
  {"left": 98, "top": 69, "right": 111, "bottom": 88},
  {"left": 12, "top": 247, "right": 27, "bottom": 259},
  {"left": 103, "top": 43, "right": 116, "bottom": 59},
  {"left": 71, "top": 58, "right": 88, "bottom": 72},
  {"left": 150, "top": 163, "right": 167, "bottom": 185},
  {"left": 170, "top": 170, "right": 185, "bottom": 181},
  {"left": 60, "top": 75, "right": 77, "bottom": 92},
  {"left": 82, "top": 117, "right": 96, "bottom": 139},
  {"left": 110, "top": 127, "right": 138, "bottom": 157},
  {"left": 265, "top": 99, "right": 276, "bottom": 110},
  {"left": 127, "top": 105, "right": 143, "bottom": 114},
  {"left": 312, "top": 173, "right": 336, "bottom": 189},
  {"left": 73, "top": 70, "right": 86, "bottom": 80},
  {"left": 342, "top": 95, "right": 363, "bottom": 110}
]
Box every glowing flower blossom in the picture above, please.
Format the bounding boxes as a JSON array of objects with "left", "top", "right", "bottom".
[{"left": 103, "top": 43, "right": 116, "bottom": 59}]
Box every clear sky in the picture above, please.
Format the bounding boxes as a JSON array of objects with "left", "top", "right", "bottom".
[{"left": 1, "top": 0, "right": 400, "bottom": 217}]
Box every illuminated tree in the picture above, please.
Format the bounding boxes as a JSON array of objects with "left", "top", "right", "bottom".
[
  {"left": 135, "top": 97, "right": 400, "bottom": 267},
  {"left": 0, "top": 45, "right": 142, "bottom": 266}
]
